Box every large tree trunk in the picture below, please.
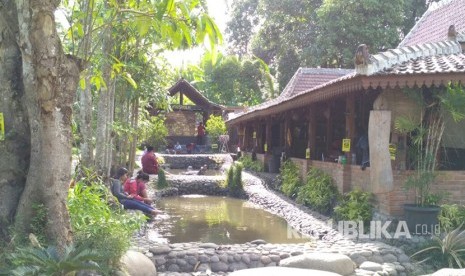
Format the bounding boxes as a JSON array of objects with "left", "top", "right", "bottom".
[
  {"left": 14, "top": 0, "right": 81, "bottom": 250},
  {"left": 78, "top": 0, "right": 95, "bottom": 168},
  {"left": 128, "top": 98, "right": 139, "bottom": 173},
  {"left": 0, "top": 4, "right": 30, "bottom": 239},
  {"left": 95, "top": 20, "right": 113, "bottom": 177},
  {"left": 79, "top": 76, "right": 94, "bottom": 167}
]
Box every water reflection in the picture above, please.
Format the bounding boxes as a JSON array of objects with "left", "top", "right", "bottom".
[{"left": 151, "top": 195, "right": 310, "bottom": 244}]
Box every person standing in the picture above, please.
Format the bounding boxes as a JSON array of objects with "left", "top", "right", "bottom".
[
  {"left": 197, "top": 122, "right": 206, "bottom": 145},
  {"left": 141, "top": 146, "right": 158, "bottom": 174}
]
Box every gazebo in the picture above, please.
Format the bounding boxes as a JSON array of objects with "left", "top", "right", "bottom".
[{"left": 164, "top": 78, "right": 223, "bottom": 146}]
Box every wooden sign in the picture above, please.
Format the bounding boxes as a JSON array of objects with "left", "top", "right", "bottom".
[
  {"left": 211, "top": 144, "right": 218, "bottom": 149},
  {"left": 306, "top": 148, "right": 310, "bottom": 159},
  {"left": 342, "top": 139, "right": 351, "bottom": 152},
  {"left": 264, "top": 143, "right": 267, "bottom": 152},
  {"left": 253, "top": 131, "right": 256, "bottom": 139},
  {"left": 0, "top": 113, "right": 4, "bottom": 141}
]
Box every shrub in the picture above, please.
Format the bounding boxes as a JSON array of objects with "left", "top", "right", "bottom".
[
  {"left": 334, "top": 189, "right": 373, "bottom": 225},
  {"left": 226, "top": 163, "right": 244, "bottom": 197},
  {"left": 439, "top": 204, "right": 465, "bottom": 231},
  {"left": 238, "top": 155, "right": 263, "bottom": 172},
  {"left": 4, "top": 240, "right": 103, "bottom": 276},
  {"left": 138, "top": 116, "right": 168, "bottom": 150},
  {"left": 68, "top": 181, "right": 144, "bottom": 267},
  {"left": 296, "top": 168, "right": 338, "bottom": 214},
  {"left": 280, "top": 160, "right": 303, "bottom": 198},
  {"left": 157, "top": 169, "right": 168, "bottom": 189},
  {"left": 205, "top": 114, "right": 227, "bottom": 144},
  {"left": 411, "top": 224, "right": 465, "bottom": 269}
]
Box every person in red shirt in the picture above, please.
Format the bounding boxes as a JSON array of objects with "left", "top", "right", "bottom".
[
  {"left": 141, "top": 146, "right": 158, "bottom": 174},
  {"left": 124, "top": 171, "right": 153, "bottom": 204},
  {"left": 197, "top": 122, "right": 206, "bottom": 145}
]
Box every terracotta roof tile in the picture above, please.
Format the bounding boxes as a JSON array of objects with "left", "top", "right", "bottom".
[
  {"left": 241, "top": 68, "right": 354, "bottom": 114},
  {"left": 281, "top": 68, "right": 354, "bottom": 98},
  {"left": 377, "top": 53, "right": 465, "bottom": 75},
  {"left": 399, "top": 0, "right": 465, "bottom": 47}
]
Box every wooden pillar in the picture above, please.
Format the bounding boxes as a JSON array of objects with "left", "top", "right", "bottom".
[
  {"left": 307, "top": 107, "right": 316, "bottom": 160},
  {"left": 346, "top": 96, "right": 356, "bottom": 162},
  {"left": 254, "top": 121, "right": 260, "bottom": 150},
  {"left": 180, "top": 92, "right": 184, "bottom": 105},
  {"left": 242, "top": 124, "right": 248, "bottom": 150},
  {"left": 265, "top": 118, "right": 272, "bottom": 154},
  {"left": 284, "top": 113, "right": 291, "bottom": 150},
  {"left": 326, "top": 106, "right": 333, "bottom": 153}
]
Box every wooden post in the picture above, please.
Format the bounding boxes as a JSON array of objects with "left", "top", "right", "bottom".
[
  {"left": 307, "top": 107, "right": 316, "bottom": 160},
  {"left": 180, "top": 92, "right": 184, "bottom": 105},
  {"left": 266, "top": 118, "right": 272, "bottom": 154},
  {"left": 346, "top": 96, "right": 356, "bottom": 163}
]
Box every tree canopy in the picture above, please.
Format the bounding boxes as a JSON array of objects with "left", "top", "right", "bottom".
[{"left": 226, "top": 0, "right": 440, "bottom": 90}]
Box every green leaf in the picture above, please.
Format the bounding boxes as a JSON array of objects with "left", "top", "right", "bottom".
[{"left": 122, "top": 73, "right": 138, "bottom": 89}]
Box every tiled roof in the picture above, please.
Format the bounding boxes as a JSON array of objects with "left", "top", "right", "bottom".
[
  {"left": 356, "top": 40, "right": 462, "bottom": 75},
  {"left": 378, "top": 53, "right": 465, "bottom": 75},
  {"left": 399, "top": 0, "right": 465, "bottom": 47},
  {"left": 240, "top": 67, "right": 354, "bottom": 114},
  {"left": 281, "top": 68, "right": 354, "bottom": 98}
]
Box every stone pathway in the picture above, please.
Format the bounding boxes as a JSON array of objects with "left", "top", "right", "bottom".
[{"left": 130, "top": 170, "right": 425, "bottom": 275}]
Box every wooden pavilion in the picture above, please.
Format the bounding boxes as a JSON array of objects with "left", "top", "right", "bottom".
[{"left": 227, "top": 0, "right": 465, "bottom": 217}]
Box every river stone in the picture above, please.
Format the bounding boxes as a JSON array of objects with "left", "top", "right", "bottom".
[
  {"left": 120, "top": 250, "right": 157, "bottom": 276},
  {"left": 360, "top": 261, "right": 383, "bottom": 272},
  {"left": 431, "top": 268, "right": 465, "bottom": 275},
  {"left": 250, "top": 239, "right": 267, "bottom": 245},
  {"left": 382, "top": 253, "right": 398, "bottom": 263},
  {"left": 279, "top": 253, "right": 355, "bottom": 275},
  {"left": 229, "top": 267, "right": 342, "bottom": 276},
  {"left": 199, "top": 243, "right": 218, "bottom": 249},
  {"left": 210, "top": 261, "right": 229, "bottom": 272},
  {"left": 260, "top": 255, "right": 272, "bottom": 264},
  {"left": 150, "top": 245, "right": 171, "bottom": 255}
]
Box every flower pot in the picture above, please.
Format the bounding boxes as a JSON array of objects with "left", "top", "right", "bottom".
[{"left": 403, "top": 204, "right": 440, "bottom": 235}]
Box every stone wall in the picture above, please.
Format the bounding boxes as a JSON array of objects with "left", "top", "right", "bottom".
[
  {"left": 160, "top": 154, "right": 233, "bottom": 170},
  {"left": 165, "top": 111, "right": 196, "bottom": 136},
  {"left": 156, "top": 175, "right": 229, "bottom": 197}
]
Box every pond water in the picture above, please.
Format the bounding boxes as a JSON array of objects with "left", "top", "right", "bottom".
[
  {"left": 164, "top": 168, "right": 222, "bottom": 176},
  {"left": 149, "top": 195, "right": 310, "bottom": 244}
]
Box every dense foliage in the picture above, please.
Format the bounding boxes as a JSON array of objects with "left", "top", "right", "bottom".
[
  {"left": 238, "top": 155, "right": 264, "bottom": 172},
  {"left": 439, "top": 204, "right": 465, "bottom": 231},
  {"left": 334, "top": 189, "right": 373, "bottom": 225},
  {"left": 280, "top": 160, "right": 303, "bottom": 198},
  {"left": 226, "top": 163, "right": 245, "bottom": 197},
  {"left": 412, "top": 225, "right": 465, "bottom": 269},
  {"left": 226, "top": 0, "right": 438, "bottom": 89},
  {"left": 205, "top": 114, "right": 227, "bottom": 144},
  {"left": 68, "top": 181, "right": 144, "bottom": 265},
  {"left": 297, "top": 168, "right": 338, "bottom": 214},
  {"left": 157, "top": 169, "right": 168, "bottom": 189},
  {"left": 181, "top": 53, "right": 274, "bottom": 106}
]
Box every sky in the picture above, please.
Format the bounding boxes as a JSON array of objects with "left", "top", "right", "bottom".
[{"left": 164, "top": 0, "right": 231, "bottom": 68}]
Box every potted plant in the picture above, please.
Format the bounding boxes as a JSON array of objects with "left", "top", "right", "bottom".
[{"left": 396, "top": 83, "right": 465, "bottom": 233}]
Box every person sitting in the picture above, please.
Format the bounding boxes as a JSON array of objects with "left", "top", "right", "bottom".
[
  {"left": 174, "top": 142, "right": 182, "bottom": 154},
  {"left": 124, "top": 171, "right": 153, "bottom": 204},
  {"left": 197, "top": 164, "right": 208, "bottom": 175},
  {"left": 110, "top": 167, "right": 162, "bottom": 216},
  {"left": 186, "top": 143, "right": 195, "bottom": 154},
  {"left": 141, "top": 146, "right": 158, "bottom": 174}
]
